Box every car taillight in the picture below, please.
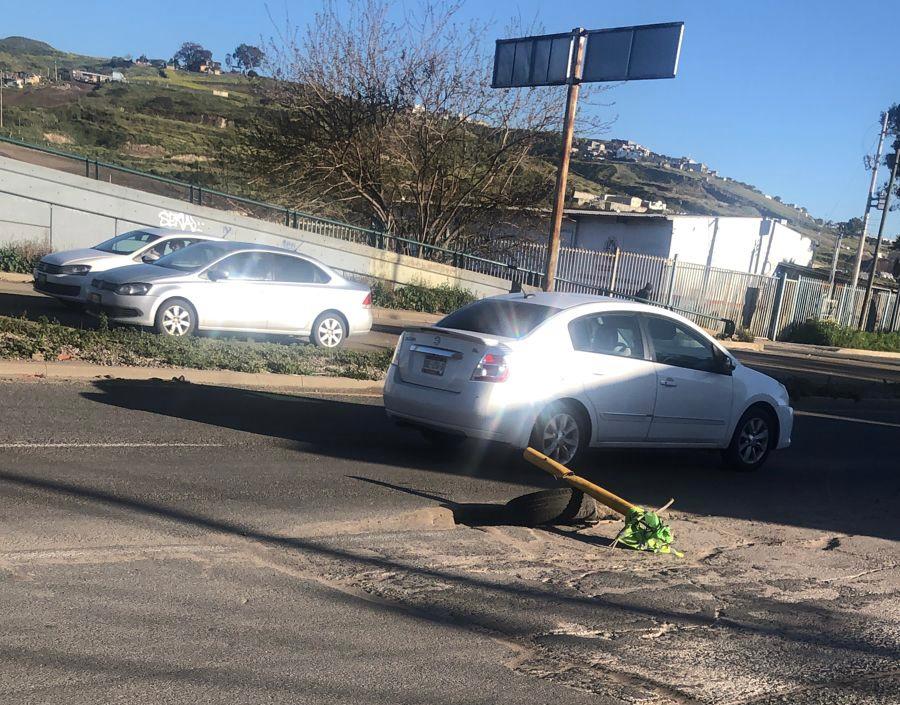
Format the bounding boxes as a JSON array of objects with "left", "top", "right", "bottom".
[
  {"left": 362, "top": 291, "right": 372, "bottom": 308},
  {"left": 471, "top": 352, "right": 509, "bottom": 382}
]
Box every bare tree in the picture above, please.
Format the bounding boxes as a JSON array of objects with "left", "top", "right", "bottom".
[{"left": 239, "top": 0, "right": 609, "bottom": 255}]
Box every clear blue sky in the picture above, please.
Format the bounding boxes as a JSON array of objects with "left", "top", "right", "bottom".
[{"left": 5, "top": 0, "right": 900, "bottom": 236}]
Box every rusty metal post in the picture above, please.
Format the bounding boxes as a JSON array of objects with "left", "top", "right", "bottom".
[{"left": 544, "top": 28, "right": 586, "bottom": 292}]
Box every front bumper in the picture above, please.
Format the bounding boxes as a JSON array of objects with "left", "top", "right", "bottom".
[
  {"left": 33, "top": 271, "right": 88, "bottom": 300},
  {"left": 84, "top": 289, "right": 156, "bottom": 325},
  {"left": 776, "top": 405, "right": 793, "bottom": 449}
]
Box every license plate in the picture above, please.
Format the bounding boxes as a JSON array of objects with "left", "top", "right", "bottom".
[
  {"left": 88, "top": 292, "right": 101, "bottom": 304},
  {"left": 422, "top": 355, "right": 446, "bottom": 376}
]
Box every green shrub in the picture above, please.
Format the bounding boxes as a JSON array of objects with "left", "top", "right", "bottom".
[
  {"left": 781, "top": 319, "right": 900, "bottom": 352},
  {"left": 0, "top": 242, "right": 50, "bottom": 273},
  {"left": 733, "top": 326, "right": 755, "bottom": 343},
  {"left": 371, "top": 281, "right": 476, "bottom": 314}
]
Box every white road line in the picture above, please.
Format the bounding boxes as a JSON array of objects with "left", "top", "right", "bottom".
[
  {"left": 795, "top": 411, "right": 900, "bottom": 429},
  {"left": 0, "top": 442, "right": 226, "bottom": 448}
]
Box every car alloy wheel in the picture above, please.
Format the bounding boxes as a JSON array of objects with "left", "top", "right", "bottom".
[
  {"left": 162, "top": 305, "right": 192, "bottom": 336},
  {"left": 539, "top": 411, "right": 581, "bottom": 466},
  {"left": 316, "top": 316, "right": 344, "bottom": 348},
  {"left": 737, "top": 416, "right": 769, "bottom": 465}
]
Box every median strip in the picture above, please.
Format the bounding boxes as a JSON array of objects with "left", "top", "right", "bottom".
[{"left": 0, "top": 315, "right": 392, "bottom": 381}]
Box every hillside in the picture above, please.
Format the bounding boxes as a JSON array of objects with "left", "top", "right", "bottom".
[
  {"left": 0, "top": 36, "right": 104, "bottom": 73},
  {"left": 569, "top": 159, "right": 829, "bottom": 250},
  {"left": 0, "top": 36, "right": 837, "bottom": 261}
]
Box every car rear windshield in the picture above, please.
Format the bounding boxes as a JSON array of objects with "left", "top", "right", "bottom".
[
  {"left": 93, "top": 230, "right": 160, "bottom": 254},
  {"left": 153, "top": 242, "right": 225, "bottom": 271},
  {"left": 437, "top": 300, "right": 561, "bottom": 339}
]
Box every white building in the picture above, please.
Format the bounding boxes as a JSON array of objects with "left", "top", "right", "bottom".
[
  {"left": 615, "top": 141, "right": 651, "bottom": 161},
  {"left": 553, "top": 211, "right": 813, "bottom": 274}
]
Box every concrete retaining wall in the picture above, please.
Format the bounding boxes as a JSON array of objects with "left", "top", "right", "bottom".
[{"left": 0, "top": 156, "right": 510, "bottom": 297}]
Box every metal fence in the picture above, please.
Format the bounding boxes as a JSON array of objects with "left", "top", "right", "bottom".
[{"left": 772, "top": 276, "right": 900, "bottom": 337}]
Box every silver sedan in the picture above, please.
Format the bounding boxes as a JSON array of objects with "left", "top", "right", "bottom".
[
  {"left": 86, "top": 241, "right": 373, "bottom": 348},
  {"left": 34, "top": 228, "right": 221, "bottom": 305}
]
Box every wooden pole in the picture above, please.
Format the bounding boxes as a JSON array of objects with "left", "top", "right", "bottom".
[{"left": 544, "top": 28, "right": 586, "bottom": 292}]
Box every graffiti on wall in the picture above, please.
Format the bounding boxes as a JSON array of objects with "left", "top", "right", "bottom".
[{"left": 158, "top": 210, "right": 204, "bottom": 233}]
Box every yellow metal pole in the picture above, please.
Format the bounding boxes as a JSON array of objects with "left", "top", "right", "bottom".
[{"left": 523, "top": 447, "right": 637, "bottom": 517}]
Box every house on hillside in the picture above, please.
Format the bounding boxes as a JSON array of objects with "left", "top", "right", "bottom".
[
  {"left": 1, "top": 73, "right": 24, "bottom": 88},
  {"left": 198, "top": 61, "right": 222, "bottom": 75},
  {"left": 615, "top": 141, "right": 651, "bottom": 161},
  {"left": 71, "top": 69, "right": 113, "bottom": 84},
  {"left": 16, "top": 72, "right": 41, "bottom": 86},
  {"left": 862, "top": 254, "right": 899, "bottom": 282}
]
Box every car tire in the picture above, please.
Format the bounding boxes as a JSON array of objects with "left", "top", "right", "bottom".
[
  {"left": 419, "top": 428, "right": 465, "bottom": 449},
  {"left": 505, "top": 488, "right": 599, "bottom": 527},
  {"left": 530, "top": 401, "right": 588, "bottom": 467},
  {"left": 722, "top": 406, "right": 775, "bottom": 471},
  {"left": 154, "top": 298, "right": 197, "bottom": 338},
  {"left": 311, "top": 312, "right": 347, "bottom": 349}
]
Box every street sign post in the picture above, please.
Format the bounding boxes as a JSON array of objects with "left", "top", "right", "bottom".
[{"left": 492, "top": 22, "right": 684, "bottom": 291}]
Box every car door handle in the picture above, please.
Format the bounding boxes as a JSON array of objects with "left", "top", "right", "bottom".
[{"left": 660, "top": 377, "right": 677, "bottom": 387}]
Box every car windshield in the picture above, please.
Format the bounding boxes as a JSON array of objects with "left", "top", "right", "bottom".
[
  {"left": 437, "top": 299, "right": 561, "bottom": 339},
  {"left": 93, "top": 230, "right": 161, "bottom": 254},
  {"left": 152, "top": 242, "right": 225, "bottom": 271}
]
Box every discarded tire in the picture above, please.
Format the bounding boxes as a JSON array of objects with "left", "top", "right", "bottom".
[{"left": 505, "top": 488, "right": 600, "bottom": 527}]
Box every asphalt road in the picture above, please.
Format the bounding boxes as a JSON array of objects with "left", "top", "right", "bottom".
[{"left": 1, "top": 378, "right": 898, "bottom": 704}]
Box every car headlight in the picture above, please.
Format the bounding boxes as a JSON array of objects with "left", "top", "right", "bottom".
[
  {"left": 59, "top": 264, "right": 92, "bottom": 275},
  {"left": 115, "top": 282, "right": 152, "bottom": 296}
]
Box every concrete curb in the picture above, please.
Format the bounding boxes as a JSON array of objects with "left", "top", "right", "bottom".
[
  {"left": 0, "top": 360, "right": 385, "bottom": 394},
  {"left": 0, "top": 272, "right": 33, "bottom": 283},
  {"left": 764, "top": 341, "right": 900, "bottom": 365},
  {"left": 372, "top": 307, "right": 442, "bottom": 334},
  {"left": 722, "top": 340, "right": 764, "bottom": 352}
]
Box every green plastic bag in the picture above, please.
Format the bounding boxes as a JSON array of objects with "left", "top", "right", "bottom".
[{"left": 613, "top": 508, "right": 682, "bottom": 556}]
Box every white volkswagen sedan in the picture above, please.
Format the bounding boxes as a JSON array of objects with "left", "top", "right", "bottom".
[
  {"left": 383, "top": 293, "right": 792, "bottom": 470},
  {"left": 33, "top": 228, "right": 221, "bottom": 305},
  {"left": 85, "top": 241, "right": 372, "bottom": 347}
]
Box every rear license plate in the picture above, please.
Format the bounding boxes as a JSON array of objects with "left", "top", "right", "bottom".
[
  {"left": 422, "top": 355, "right": 446, "bottom": 376},
  {"left": 88, "top": 292, "right": 101, "bottom": 304}
]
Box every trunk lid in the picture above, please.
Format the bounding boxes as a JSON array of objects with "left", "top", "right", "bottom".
[{"left": 395, "top": 326, "right": 513, "bottom": 393}]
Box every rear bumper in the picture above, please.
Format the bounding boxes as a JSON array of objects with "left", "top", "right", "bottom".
[
  {"left": 348, "top": 308, "right": 373, "bottom": 336},
  {"left": 382, "top": 364, "right": 534, "bottom": 445}
]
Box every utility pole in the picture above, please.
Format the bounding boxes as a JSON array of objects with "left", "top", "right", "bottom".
[
  {"left": 859, "top": 138, "right": 899, "bottom": 329},
  {"left": 827, "top": 229, "right": 842, "bottom": 287},
  {"left": 544, "top": 28, "right": 586, "bottom": 292},
  {"left": 850, "top": 112, "right": 889, "bottom": 289}
]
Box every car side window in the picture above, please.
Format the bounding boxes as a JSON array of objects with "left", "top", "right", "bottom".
[
  {"left": 568, "top": 313, "right": 645, "bottom": 359},
  {"left": 646, "top": 317, "right": 717, "bottom": 372},
  {"left": 144, "top": 238, "right": 196, "bottom": 260},
  {"left": 271, "top": 255, "right": 330, "bottom": 284},
  {"left": 211, "top": 252, "right": 276, "bottom": 281}
]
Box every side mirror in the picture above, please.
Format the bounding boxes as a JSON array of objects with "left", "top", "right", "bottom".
[
  {"left": 715, "top": 349, "right": 735, "bottom": 375},
  {"left": 141, "top": 254, "right": 157, "bottom": 264},
  {"left": 208, "top": 269, "right": 229, "bottom": 282}
]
